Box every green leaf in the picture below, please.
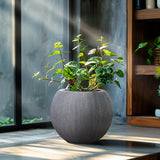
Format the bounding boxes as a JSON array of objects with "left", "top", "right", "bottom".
[
  {"left": 85, "top": 57, "right": 102, "bottom": 66},
  {"left": 79, "top": 61, "right": 86, "bottom": 65},
  {"left": 156, "top": 36, "right": 160, "bottom": 43},
  {"left": 76, "top": 69, "right": 89, "bottom": 80},
  {"left": 102, "top": 43, "right": 109, "bottom": 46},
  {"left": 116, "top": 69, "right": 124, "bottom": 78},
  {"left": 95, "top": 67, "right": 112, "bottom": 75},
  {"left": 102, "top": 61, "right": 112, "bottom": 65},
  {"left": 72, "top": 39, "right": 79, "bottom": 42},
  {"left": 32, "top": 72, "right": 40, "bottom": 78},
  {"left": 54, "top": 42, "right": 63, "bottom": 48},
  {"left": 148, "top": 49, "right": 153, "bottom": 56},
  {"left": 55, "top": 60, "right": 65, "bottom": 65},
  {"left": 91, "top": 74, "right": 98, "bottom": 77},
  {"left": 78, "top": 52, "right": 84, "bottom": 58},
  {"left": 103, "top": 63, "right": 114, "bottom": 68},
  {"left": 118, "top": 57, "right": 123, "bottom": 62},
  {"left": 111, "top": 59, "right": 119, "bottom": 63},
  {"left": 101, "top": 36, "right": 104, "bottom": 40},
  {"left": 65, "top": 61, "right": 80, "bottom": 68},
  {"left": 157, "top": 44, "right": 160, "bottom": 48},
  {"left": 89, "top": 65, "right": 97, "bottom": 73},
  {"left": 62, "top": 67, "right": 76, "bottom": 79},
  {"left": 49, "top": 51, "right": 60, "bottom": 56},
  {"left": 80, "top": 45, "right": 88, "bottom": 52},
  {"left": 135, "top": 42, "right": 148, "bottom": 52},
  {"left": 72, "top": 45, "right": 80, "bottom": 50},
  {"left": 156, "top": 67, "right": 160, "bottom": 75},
  {"left": 96, "top": 39, "right": 102, "bottom": 42},
  {"left": 146, "top": 58, "right": 151, "bottom": 65},
  {"left": 103, "top": 49, "right": 117, "bottom": 56},
  {"left": 76, "top": 68, "right": 87, "bottom": 76},
  {"left": 53, "top": 69, "right": 62, "bottom": 76},
  {"left": 114, "top": 79, "right": 121, "bottom": 89},
  {"left": 71, "top": 85, "right": 77, "bottom": 91},
  {"left": 88, "top": 48, "right": 96, "bottom": 55},
  {"left": 76, "top": 34, "right": 82, "bottom": 38}
]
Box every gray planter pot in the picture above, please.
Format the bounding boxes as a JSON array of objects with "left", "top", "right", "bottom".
[{"left": 50, "top": 89, "right": 113, "bottom": 144}]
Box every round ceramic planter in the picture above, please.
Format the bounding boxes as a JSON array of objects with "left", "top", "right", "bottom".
[
  {"left": 50, "top": 89, "right": 113, "bottom": 144},
  {"left": 155, "top": 109, "right": 160, "bottom": 118}
]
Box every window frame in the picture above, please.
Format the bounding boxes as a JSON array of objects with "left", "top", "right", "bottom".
[{"left": 0, "top": 0, "right": 76, "bottom": 132}]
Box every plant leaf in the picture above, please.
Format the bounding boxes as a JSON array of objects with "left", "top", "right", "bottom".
[
  {"left": 114, "top": 78, "right": 121, "bottom": 89},
  {"left": 118, "top": 57, "right": 123, "bottom": 62},
  {"left": 54, "top": 42, "right": 63, "bottom": 48},
  {"left": 80, "top": 45, "right": 88, "bottom": 52},
  {"left": 72, "top": 45, "right": 80, "bottom": 50},
  {"left": 65, "top": 61, "right": 80, "bottom": 68},
  {"left": 116, "top": 69, "right": 124, "bottom": 78},
  {"left": 56, "top": 60, "right": 65, "bottom": 65},
  {"left": 102, "top": 43, "right": 109, "bottom": 46},
  {"left": 32, "top": 72, "right": 40, "bottom": 78},
  {"left": 89, "top": 65, "right": 97, "bottom": 73},
  {"left": 147, "top": 58, "right": 151, "bottom": 65},
  {"left": 79, "top": 61, "right": 86, "bottom": 65},
  {"left": 135, "top": 42, "right": 148, "bottom": 52},
  {"left": 111, "top": 59, "right": 119, "bottom": 63},
  {"left": 156, "top": 36, "right": 160, "bottom": 43},
  {"left": 88, "top": 48, "right": 96, "bottom": 55},
  {"left": 157, "top": 44, "right": 160, "bottom": 48},
  {"left": 148, "top": 48, "right": 153, "bottom": 56},
  {"left": 49, "top": 51, "right": 60, "bottom": 56},
  {"left": 85, "top": 57, "right": 102, "bottom": 66},
  {"left": 53, "top": 69, "right": 62, "bottom": 76},
  {"left": 62, "top": 67, "right": 76, "bottom": 79},
  {"left": 78, "top": 52, "right": 84, "bottom": 58},
  {"left": 71, "top": 85, "right": 77, "bottom": 91},
  {"left": 103, "top": 49, "right": 117, "bottom": 56}
]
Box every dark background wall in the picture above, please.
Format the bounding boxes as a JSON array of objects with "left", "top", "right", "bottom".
[{"left": 80, "top": 0, "right": 127, "bottom": 123}]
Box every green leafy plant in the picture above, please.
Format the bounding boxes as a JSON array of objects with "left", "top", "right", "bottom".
[
  {"left": 33, "top": 34, "right": 124, "bottom": 91},
  {"left": 135, "top": 36, "right": 160, "bottom": 64},
  {"left": 0, "top": 117, "right": 43, "bottom": 126}
]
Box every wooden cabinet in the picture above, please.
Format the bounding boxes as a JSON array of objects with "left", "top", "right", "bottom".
[{"left": 127, "top": 0, "right": 160, "bottom": 127}]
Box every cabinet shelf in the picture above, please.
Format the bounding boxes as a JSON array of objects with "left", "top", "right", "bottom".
[
  {"left": 135, "top": 65, "right": 160, "bottom": 75},
  {"left": 127, "top": 0, "right": 160, "bottom": 128},
  {"left": 127, "top": 116, "right": 160, "bottom": 128},
  {"left": 136, "top": 8, "right": 160, "bottom": 20}
]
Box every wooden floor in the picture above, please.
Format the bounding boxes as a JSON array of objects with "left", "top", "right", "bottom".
[{"left": 0, "top": 123, "right": 160, "bottom": 160}]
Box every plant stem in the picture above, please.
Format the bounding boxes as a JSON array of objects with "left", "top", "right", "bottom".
[
  {"left": 59, "top": 47, "right": 65, "bottom": 69},
  {"left": 42, "top": 78, "right": 61, "bottom": 83},
  {"left": 91, "top": 83, "right": 100, "bottom": 91}
]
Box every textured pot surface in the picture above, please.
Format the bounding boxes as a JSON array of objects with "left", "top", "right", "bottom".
[{"left": 50, "top": 89, "right": 113, "bottom": 144}]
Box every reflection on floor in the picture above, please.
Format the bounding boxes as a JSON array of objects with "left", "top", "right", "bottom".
[{"left": 0, "top": 123, "right": 160, "bottom": 160}]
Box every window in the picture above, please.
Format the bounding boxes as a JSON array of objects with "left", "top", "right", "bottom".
[{"left": 0, "top": 0, "right": 70, "bottom": 132}]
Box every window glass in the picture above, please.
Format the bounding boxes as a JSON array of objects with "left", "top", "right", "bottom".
[
  {"left": 21, "top": 0, "right": 69, "bottom": 123},
  {"left": 0, "top": 0, "right": 15, "bottom": 127}
]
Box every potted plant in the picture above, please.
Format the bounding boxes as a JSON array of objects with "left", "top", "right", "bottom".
[
  {"left": 33, "top": 34, "right": 124, "bottom": 144},
  {"left": 135, "top": 35, "right": 160, "bottom": 65}
]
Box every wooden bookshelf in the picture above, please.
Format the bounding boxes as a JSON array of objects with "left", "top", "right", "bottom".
[
  {"left": 135, "top": 65, "right": 160, "bottom": 75},
  {"left": 127, "top": 0, "right": 160, "bottom": 128},
  {"left": 136, "top": 8, "right": 160, "bottom": 20},
  {"left": 127, "top": 116, "right": 160, "bottom": 128}
]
